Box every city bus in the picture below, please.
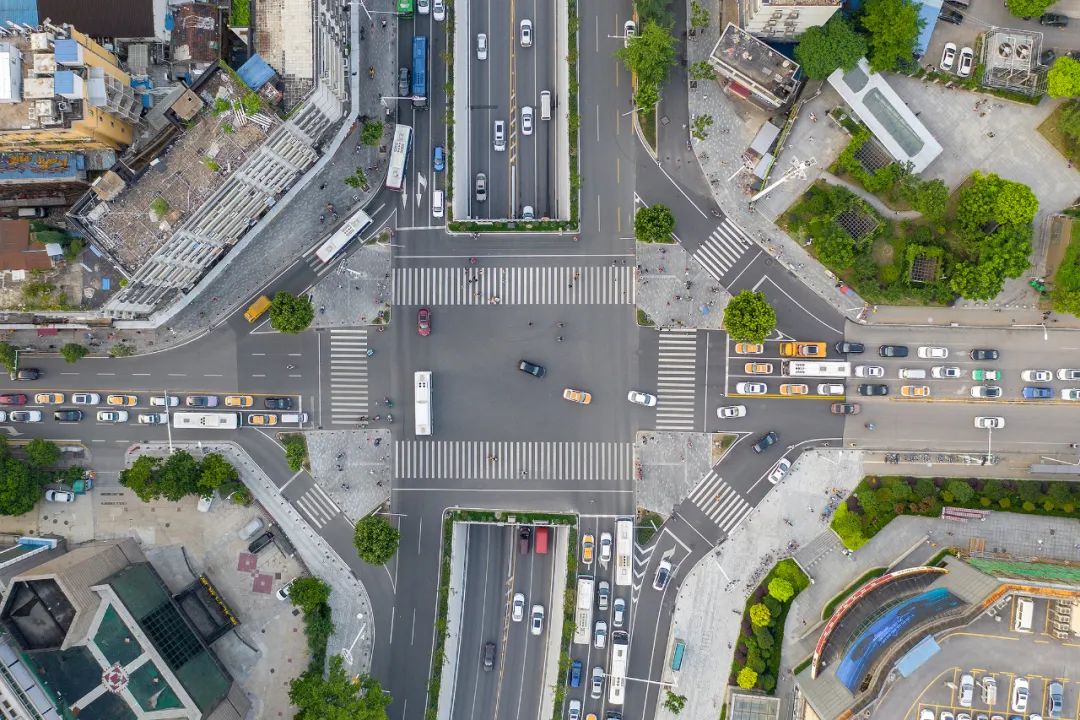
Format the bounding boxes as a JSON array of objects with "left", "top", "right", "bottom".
[
  {"left": 314, "top": 207, "right": 373, "bottom": 263},
  {"left": 783, "top": 360, "right": 851, "bottom": 378},
  {"left": 172, "top": 412, "right": 240, "bottom": 430},
  {"left": 411, "top": 36, "right": 427, "bottom": 109},
  {"left": 385, "top": 124, "right": 413, "bottom": 192},
  {"left": 243, "top": 295, "right": 271, "bottom": 323},
  {"left": 573, "top": 576, "right": 595, "bottom": 645},
  {"left": 396, "top": 0, "right": 414, "bottom": 14},
  {"left": 414, "top": 370, "right": 432, "bottom": 436},
  {"left": 614, "top": 518, "right": 633, "bottom": 587},
  {"left": 608, "top": 630, "right": 629, "bottom": 705}
]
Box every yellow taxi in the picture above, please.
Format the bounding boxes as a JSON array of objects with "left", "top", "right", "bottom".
[
  {"left": 901, "top": 385, "right": 930, "bottom": 397},
  {"left": 734, "top": 342, "right": 764, "bottom": 355},
  {"left": 779, "top": 383, "right": 809, "bottom": 396},
  {"left": 106, "top": 394, "right": 138, "bottom": 406},
  {"left": 581, "top": 534, "right": 595, "bottom": 564},
  {"left": 34, "top": 392, "right": 64, "bottom": 404},
  {"left": 744, "top": 362, "right": 774, "bottom": 374},
  {"left": 563, "top": 388, "right": 593, "bottom": 405},
  {"left": 246, "top": 414, "right": 278, "bottom": 426},
  {"left": 225, "top": 395, "right": 254, "bottom": 408},
  {"left": 780, "top": 341, "right": 827, "bottom": 358}
]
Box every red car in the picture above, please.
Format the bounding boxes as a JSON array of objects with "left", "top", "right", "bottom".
[
  {"left": 0, "top": 394, "right": 27, "bottom": 406},
  {"left": 417, "top": 308, "right": 431, "bottom": 336}
]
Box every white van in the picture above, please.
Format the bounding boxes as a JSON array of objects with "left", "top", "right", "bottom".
[
  {"left": 432, "top": 190, "right": 444, "bottom": 218},
  {"left": 281, "top": 413, "right": 309, "bottom": 424},
  {"left": 17, "top": 207, "right": 44, "bottom": 218},
  {"left": 540, "top": 90, "right": 551, "bottom": 120},
  {"left": 1014, "top": 596, "right": 1034, "bottom": 632},
  {"left": 898, "top": 368, "right": 927, "bottom": 379},
  {"left": 493, "top": 120, "right": 506, "bottom": 151}
]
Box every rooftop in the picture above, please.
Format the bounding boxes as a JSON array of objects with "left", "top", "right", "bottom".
[
  {"left": 710, "top": 23, "right": 800, "bottom": 103},
  {"left": 37, "top": 0, "right": 159, "bottom": 40},
  {"left": 171, "top": 3, "right": 220, "bottom": 68},
  {"left": 0, "top": 218, "right": 51, "bottom": 271},
  {"left": 756, "top": 0, "right": 841, "bottom": 6}
]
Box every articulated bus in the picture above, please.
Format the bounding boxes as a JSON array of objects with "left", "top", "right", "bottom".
[
  {"left": 385, "top": 124, "right": 413, "bottom": 192},
  {"left": 783, "top": 360, "right": 851, "bottom": 378},
  {"left": 414, "top": 371, "right": 432, "bottom": 436},
  {"left": 172, "top": 412, "right": 240, "bottom": 430},
  {"left": 314, "top": 207, "right": 373, "bottom": 264},
  {"left": 572, "top": 576, "right": 595, "bottom": 645},
  {"left": 608, "top": 630, "right": 629, "bottom": 705},
  {"left": 614, "top": 518, "right": 633, "bottom": 587}
]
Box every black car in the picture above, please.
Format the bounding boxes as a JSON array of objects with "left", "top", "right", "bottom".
[
  {"left": 482, "top": 641, "right": 496, "bottom": 671},
  {"left": 518, "top": 360, "right": 546, "bottom": 377},
  {"left": 752, "top": 430, "right": 778, "bottom": 453},
  {"left": 858, "top": 383, "right": 889, "bottom": 396},
  {"left": 9, "top": 368, "right": 39, "bottom": 381},
  {"left": 53, "top": 409, "right": 83, "bottom": 423},
  {"left": 398, "top": 67, "right": 411, "bottom": 97},
  {"left": 264, "top": 397, "right": 293, "bottom": 410},
  {"left": 518, "top": 526, "right": 532, "bottom": 554},
  {"left": 247, "top": 532, "right": 274, "bottom": 554},
  {"left": 938, "top": 7, "right": 963, "bottom": 23},
  {"left": 835, "top": 341, "right": 865, "bottom": 354},
  {"left": 878, "top": 345, "right": 908, "bottom": 358},
  {"left": 1040, "top": 12, "right": 1068, "bottom": 26},
  {"left": 969, "top": 348, "right": 999, "bottom": 361}
]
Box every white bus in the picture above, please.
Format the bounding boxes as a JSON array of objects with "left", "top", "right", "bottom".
[
  {"left": 783, "top": 360, "right": 851, "bottom": 378},
  {"left": 414, "top": 371, "right": 432, "bottom": 436},
  {"left": 573, "top": 576, "right": 595, "bottom": 645},
  {"left": 314, "top": 207, "right": 373, "bottom": 263},
  {"left": 385, "top": 124, "right": 413, "bottom": 192},
  {"left": 614, "top": 518, "right": 633, "bottom": 587},
  {"left": 608, "top": 630, "right": 629, "bottom": 705},
  {"left": 172, "top": 412, "right": 240, "bottom": 430}
]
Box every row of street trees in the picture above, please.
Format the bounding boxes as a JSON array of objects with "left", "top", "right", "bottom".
[
  {"left": 793, "top": 0, "right": 921, "bottom": 80},
  {"left": 0, "top": 438, "right": 84, "bottom": 516},
  {"left": 119, "top": 450, "right": 241, "bottom": 502}
]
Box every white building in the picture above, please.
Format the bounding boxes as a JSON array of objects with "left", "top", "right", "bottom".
[{"left": 741, "top": 0, "right": 841, "bottom": 40}]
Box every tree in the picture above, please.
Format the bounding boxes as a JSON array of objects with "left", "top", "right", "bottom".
[
  {"left": 663, "top": 690, "right": 688, "bottom": 714},
  {"left": 289, "top": 577, "right": 332, "bottom": 615},
  {"left": 118, "top": 455, "right": 162, "bottom": 502},
  {"left": 636, "top": 0, "right": 673, "bottom": 25},
  {"left": 616, "top": 21, "right": 676, "bottom": 111},
  {"left": 345, "top": 168, "right": 369, "bottom": 190},
  {"left": 814, "top": 226, "right": 857, "bottom": 269},
  {"left": 736, "top": 666, "right": 758, "bottom": 689},
  {"left": 689, "top": 60, "right": 714, "bottom": 81},
  {"left": 1006, "top": 0, "right": 1054, "bottom": 20},
  {"left": 749, "top": 603, "right": 772, "bottom": 627},
  {"left": 691, "top": 114, "right": 714, "bottom": 140},
  {"left": 768, "top": 577, "right": 795, "bottom": 603},
  {"left": 956, "top": 172, "right": 1038, "bottom": 231},
  {"left": 158, "top": 450, "right": 202, "bottom": 501},
  {"left": 0, "top": 454, "right": 43, "bottom": 516},
  {"left": 634, "top": 204, "right": 676, "bottom": 243},
  {"left": 690, "top": 0, "right": 710, "bottom": 30},
  {"left": 945, "top": 479, "right": 975, "bottom": 505},
  {"left": 723, "top": 290, "right": 777, "bottom": 343},
  {"left": 794, "top": 16, "right": 868, "bottom": 80},
  {"left": 903, "top": 178, "right": 948, "bottom": 219},
  {"left": 1059, "top": 101, "right": 1080, "bottom": 144},
  {"left": 353, "top": 515, "right": 401, "bottom": 565},
  {"left": 60, "top": 343, "right": 89, "bottom": 363},
  {"left": 1048, "top": 57, "right": 1080, "bottom": 98},
  {"left": 0, "top": 342, "right": 14, "bottom": 372},
  {"left": 980, "top": 227, "right": 1032, "bottom": 278},
  {"left": 289, "top": 656, "right": 391, "bottom": 720},
  {"left": 25, "top": 438, "right": 60, "bottom": 468},
  {"left": 269, "top": 291, "right": 315, "bottom": 334},
  {"left": 861, "top": 0, "right": 922, "bottom": 73},
  {"left": 284, "top": 435, "right": 307, "bottom": 471},
  {"left": 361, "top": 121, "right": 385, "bottom": 146},
  {"left": 199, "top": 452, "right": 238, "bottom": 493},
  {"left": 950, "top": 261, "right": 1002, "bottom": 300}
]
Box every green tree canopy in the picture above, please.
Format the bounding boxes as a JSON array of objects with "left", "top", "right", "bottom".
[
  {"left": 158, "top": 450, "right": 202, "bottom": 501},
  {"left": 118, "top": 455, "right": 162, "bottom": 502},
  {"left": 690, "top": 0, "right": 710, "bottom": 30},
  {"left": 794, "top": 16, "right": 868, "bottom": 80},
  {"left": 60, "top": 343, "right": 89, "bottom": 363},
  {"left": 1005, "top": 0, "right": 1054, "bottom": 19},
  {"left": 1048, "top": 57, "right": 1080, "bottom": 98},
  {"left": 956, "top": 172, "right": 1038, "bottom": 231},
  {"left": 353, "top": 515, "right": 401, "bottom": 565},
  {"left": 949, "top": 261, "right": 1002, "bottom": 301},
  {"left": 723, "top": 290, "right": 777, "bottom": 343},
  {"left": 284, "top": 435, "right": 308, "bottom": 471},
  {"left": 25, "top": 438, "right": 61, "bottom": 468},
  {"left": 636, "top": 0, "right": 673, "bottom": 25},
  {"left": 0, "top": 342, "right": 14, "bottom": 372},
  {"left": 634, "top": 204, "right": 676, "bottom": 243},
  {"left": 289, "top": 656, "right": 391, "bottom": 720},
  {"left": 768, "top": 577, "right": 795, "bottom": 603},
  {"left": 736, "top": 666, "right": 758, "bottom": 689},
  {"left": 749, "top": 602, "right": 772, "bottom": 627},
  {"left": 269, "top": 291, "right": 315, "bottom": 334},
  {"left": 361, "top": 121, "right": 385, "bottom": 146},
  {"left": 616, "top": 21, "right": 676, "bottom": 111},
  {"left": 119, "top": 452, "right": 239, "bottom": 503},
  {"left": 289, "top": 577, "right": 332, "bottom": 615},
  {"left": 199, "top": 452, "right": 239, "bottom": 493},
  {"left": 902, "top": 178, "right": 949, "bottom": 219},
  {"left": 1059, "top": 101, "right": 1080, "bottom": 145},
  {"left": 861, "top": 0, "right": 922, "bottom": 73},
  {"left": 0, "top": 439, "right": 47, "bottom": 516},
  {"left": 663, "top": 691, "right": 688, "bottom": 714}
]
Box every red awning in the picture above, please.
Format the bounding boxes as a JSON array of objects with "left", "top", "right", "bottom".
[{"left": 36, "top": 327, "right": 58, "bottom": 336}]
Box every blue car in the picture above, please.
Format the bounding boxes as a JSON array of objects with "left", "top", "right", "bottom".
[
  {"left": 1022, "top": 386, "right": 1052, "bottom": 399},
  {"left": 433, "top": 145, "right": 445, "bottom": 172},
  {"left": 569, "top": 659, "right": 582, "bottom": 687}
]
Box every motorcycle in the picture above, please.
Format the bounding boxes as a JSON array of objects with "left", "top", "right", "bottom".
[{"left": 366, "top": 348, "right": 375, "bottom": 357}]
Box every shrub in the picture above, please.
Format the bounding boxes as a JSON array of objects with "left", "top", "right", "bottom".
[
  {"left": 737, "top": 667, "right": 758, "bottom": 689},
  {"left": 361, "top": 121, "right": 385, "bottom": 146},
  {"left": 353, "top": 514, "right": 400, "bottom": 565},
  {"left": 749, "top": 603, "right": 771, "bottom": 627},
  {"left": 60, "top": 343, "right": 89, "bottom": 363},
  {"left": 768, "top": 577, "right": 794, "bottom": 603},
  {"left": 283, "top": 435, "right": 307, "bottom": 471}
]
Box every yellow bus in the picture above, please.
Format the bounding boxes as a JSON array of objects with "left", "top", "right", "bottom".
[{"left": 244, "top": 295, "right": 272, "bottom": 323}]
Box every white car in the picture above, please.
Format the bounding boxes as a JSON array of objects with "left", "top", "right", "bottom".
[
  {"left": 432, "top": 0, "right": 444, "bottom": 21},
  {"left": 97, "top": 410, "right": 129, "bottom": 423},
  {"left": 151, "top": 395, "right": 179, "bottom": 407},
  {"left": 652, "top": 559, "right": 672, "bottom": 590},
  {"left": 941, "top": 42, "right": 957, "bottom": 72},
  {"left": 1057, "top": 368, "right": 1080, "bottom": 381},
  {"left": 476, "top": 33, "right": 487, "bottom": 60},
  {"left": 1012, "top": 677, "right": 1029, "bottom": 713},
  {"left": 599, "top": 532, "right": 613, "bottom": 562},
  {"left": 767, "top": 458, "right": 791, "bottom": 485},
  {"left": 417, "top": 0, "right": 429, "bottom": 14},
  {"left": 931, "top": 366, "right": 961, "bottom": 379},
  {"left": 276, "top": 579, "right": 295, "bottom": 601},
  {"left": 530, "top": 604, "right": 544, "bottom": 635},
  {"left": 72, "top": 393, "right": 101, "bottom": 405},
  {"left": 512, "top": 592, "right": 525, "bottom": 622},
  {"left": 45, "top": 489, "right": 75, "bottom": 503},
  {"left": 971, "top": 386, "right": 1002, "bottom": 399},
  {"left": 624, "top": 20, "right": 636, "bottom": 46},
  {"left": 919, "top": 711, "right": 935, "bottom": 720},
  {"left": 612, "top": 597, "right": 626, "bottom": 627},
  {"left": 519, "top": 19, "right": 532, "bottom": 47},
  {"left": 958, "top": 46, "right": 974, "bottom": 77},
  {"left": 9, "top": 410, "right": 41, "bottom": 423},
  {"left": 1022, "top": 369, "right": 1052, "bottom": 382},
  {"left": 854, "top": 365, "right": 884, "bottom": 378},
  {"left": 627, "top": 391, "right": 657, "bottom": 407},
  {"left": 959, "top": 673, "right": 974, "bottom": 707},
  {"left": 940, "top": 713, "right": 955, "bottom": 720},
  {"left": 918, "top": 346, "right": 948, "bottom": 359},
  {"left": 137, "top": 412, "right": 168, "bottom": 425},
  {"left": 717, "top": 404, "right": 747, "bottom": 418},
  {"left": 817, "top": 383, "right": 844, "bottom": 396},
  {"left": 593, "top": 619, "right": 607, "bottom": 649},
  {"left": 735, "top": 382, "right": 766, "bottom": 395},
  {"left": 974, "top": 416, "right": 1005, "bottom": 429},
  {"left": 568, "top": 700, "right": 581, "bottom": 720},
  {"left": 1062, "top": 388, "right": 1080, "bottom": 400},
  {"left": 521, "top": 105, "right": 533, "bottom": 135}
]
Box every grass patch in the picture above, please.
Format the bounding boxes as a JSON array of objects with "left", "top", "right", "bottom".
[
  {"left": 425, "top": 516, "right": 454, "bottom": 720},
  {"left": 447, "top": 219, "right": 578, "bottom": 233},
  {"left": 448, "top": 509, "right": 576, "bottom": 525},
  {"left": 832, "top": 475, "right": 1080, "bottom": 551},
  {"left": 636, "top": 510, "right": 664, "bottom": 545},
  {"left": 231, "top": 0, "right": 250, "bottom": 27},
  {"left": 821, "top": 567, "right": 887, "bottom": 620},
  {"left": 638, "top": 107, "right": 657, "bottom": 153},
  {"left": 792, "top": 656, "right": 813, "bottom": 676},
  {"left": 636, "top": 308, "right": 655, "bottom": 326},
  {"left": 1037, "top": 102, "right": 1080, "bottom": 168},
  {"left": 551, "top": 526, "right": 577, "bottom": 720}
]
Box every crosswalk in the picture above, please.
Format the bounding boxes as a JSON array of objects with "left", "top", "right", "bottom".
[
  {"left": 301, "top": 241, "right": 338, "bottom": 277},
  {"left": 394, "top": 440, "right": 633, "bottom": 481},
  {"left": 392, "top": 265, "right": 636, "bottom": 306},
  {"left": 656, "top": 329, "right": 697, "bottom": 431},
  {"left": 686, "top": 470, "right": 752, "bottom": 534},
  {"left": 692, "top": 219, "right": 755, "bottom": 282},
  {"left": 328, "top": 329, "right": 370, "bottom": 424},
  {"left": 294, "top": 484, "right": 339, "bottom": 530}
]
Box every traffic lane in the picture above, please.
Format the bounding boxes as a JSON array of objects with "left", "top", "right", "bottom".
[
  {"left": 503, "top": 544, "right": 540, "bottom": 720},
  {"left": 571, "top": 515, "right": 604, "bottom": 717},
  {"left": 507, "top": 534, "right": 557, "bottom": 720},
  {"left": 708, "top": 394, "right": 844, "bottom": 463},
  {"left": 451, "top": 524, "right": 504, "bottom": 720}
]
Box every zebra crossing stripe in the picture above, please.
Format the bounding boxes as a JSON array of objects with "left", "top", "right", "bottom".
[
  {"left": 394, "top": 440, "right": 633, "bottom": 480},
  {"left": 687, "top": 471, "right": 752, "bottom": 532},
  {"left": 392, "top": 265, "right": 636, "bottom": 306},
  {"left": 692, "top": 220, "right": 754, "bottom": 281},
  {"left": 656, "top": 329, "right": 697, "bottom": 431},
  {"left": 294, "top": 485, "right": 338, "bottom": 529},
  {"left": 328, "top": 329, "right": 369, "bottom": 422}
]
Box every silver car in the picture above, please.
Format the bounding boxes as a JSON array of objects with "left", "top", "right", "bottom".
[
  {"left": 521, "top": 105, "right": 534, "bottom": 135},
  {"left": 475, "top": 172, "right": 487, "bottom": 202}
]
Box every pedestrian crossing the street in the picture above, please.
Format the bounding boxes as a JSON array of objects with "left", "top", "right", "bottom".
[
  {"left": 328, "top": 329, "right": 369, "bottom": 424},
  {"left": 394, "top": 440, "right": 633, "bottom": 481},
  {"left": 294, "top": 484, "right": 338, "bottom": 530},
  {"left": 656, "top": 329, "right": 697, "bottom": 431},
  {"left": 392, "top": 265, "right": 635, "bottom": 306},
  {"left": 692, "top": 219, "right": 755, "bottom": 282},
  {"left": 686, "top": 470, "right": 752, "bottom": 534}
]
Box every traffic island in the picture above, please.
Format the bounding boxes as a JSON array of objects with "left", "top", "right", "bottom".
[{"left": 636, "top": 240, "right": 728, "bottom": 329}]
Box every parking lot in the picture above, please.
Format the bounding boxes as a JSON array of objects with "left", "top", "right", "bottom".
[{"left": 874, "top": 594, "right": 1079, "bottom": 720}]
